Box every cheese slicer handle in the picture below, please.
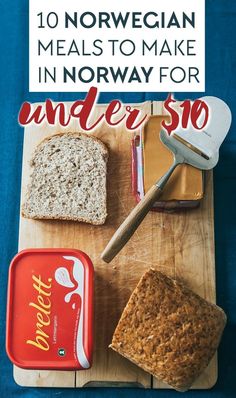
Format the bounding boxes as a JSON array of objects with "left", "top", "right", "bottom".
[
  {"left": 101, "top": 156, "right": 181, "bottom": 263},
  {"left": 101, "top": 184, "right": 162, "bottom": 263}
]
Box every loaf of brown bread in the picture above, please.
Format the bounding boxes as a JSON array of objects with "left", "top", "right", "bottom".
[{"left": 110, "top": 269, "right": 226, "bottom": 391}]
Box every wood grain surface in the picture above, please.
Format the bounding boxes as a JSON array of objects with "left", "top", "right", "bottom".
[
  {"left": 101, "top": 184, "right": 163, "bottom": 263},
  {"left": 14, "top": 101, "right": 217, "bottom": 389}
]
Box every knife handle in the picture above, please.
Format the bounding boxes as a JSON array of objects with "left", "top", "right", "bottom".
[{"left": 101, "top": 185, "right": 162, "bottom": 263}]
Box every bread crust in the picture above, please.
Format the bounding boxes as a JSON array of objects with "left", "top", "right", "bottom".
[
  {"left": 22, "top": 131, "right": 108, "bottom": 225},
  {"left": 110, "top": 269, "right": 226, "bottom": 391},
  {"left": 21, "top": 211, "right": 106, "bottom": 225}
]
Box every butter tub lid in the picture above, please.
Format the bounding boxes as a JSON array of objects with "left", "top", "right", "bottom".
[{"left": 6, "top": 249, "right": 94, "bottom": 370}]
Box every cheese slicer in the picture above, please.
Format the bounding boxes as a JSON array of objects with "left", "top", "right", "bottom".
[{"left": 101, "top": 96, "right": 232, "bottom": 263}]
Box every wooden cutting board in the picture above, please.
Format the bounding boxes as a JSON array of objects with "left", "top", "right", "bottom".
[{"left": 14, "top": 101, "right": 217, "bottom": 389}]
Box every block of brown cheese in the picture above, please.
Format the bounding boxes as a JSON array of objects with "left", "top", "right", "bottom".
[
  {"left": 110, "top": 269, "right": 226, "bottom": 391},
  {"left": 142, "top": 116, "right": 204, "bottom": 210}
]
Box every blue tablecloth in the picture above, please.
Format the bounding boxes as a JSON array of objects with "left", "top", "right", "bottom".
[{"left": 0, "top": 0, "right": 235, "bottom": 396}]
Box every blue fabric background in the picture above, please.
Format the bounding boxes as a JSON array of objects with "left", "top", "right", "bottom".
[{"left": 0, "top": 0, "right": 235, "bottom": 396}]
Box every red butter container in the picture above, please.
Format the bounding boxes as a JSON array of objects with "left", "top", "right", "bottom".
[{"left": 6, "top": 249, "right": 94, "bottom": 370}]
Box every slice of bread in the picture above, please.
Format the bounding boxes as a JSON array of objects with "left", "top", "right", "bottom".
[{"left": 22, "top": 132, "right": 108, "bottom": 225}]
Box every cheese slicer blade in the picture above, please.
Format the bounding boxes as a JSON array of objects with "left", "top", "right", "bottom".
[
  {"left": 101, "top": 96, "right": 232, "bottom": 263},
  {"left": 164, "top": 96, "right": 232, "bottom": 171}
]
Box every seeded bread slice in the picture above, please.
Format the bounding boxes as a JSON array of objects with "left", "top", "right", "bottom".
[
  {"left": 22, "top": 132, "right": 108, "bottom": 225},
  {"left": 110, "top": 269, "right": 226, "bottom": 391}
]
